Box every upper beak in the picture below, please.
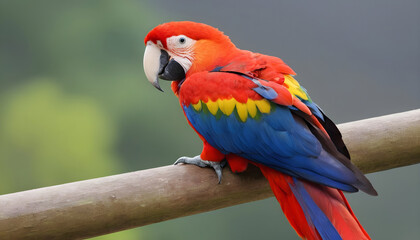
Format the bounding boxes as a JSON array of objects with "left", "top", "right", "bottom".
[{"left": 143, "top": 42, "right": 186, "bottom": 92}]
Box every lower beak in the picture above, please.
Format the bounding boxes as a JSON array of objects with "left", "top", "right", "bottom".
[{"left": 143, "top": 43, "right": 186, "bottom": 91}]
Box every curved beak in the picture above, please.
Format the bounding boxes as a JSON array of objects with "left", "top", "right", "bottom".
[{"left": 143, "top": 42, "right": 186, "bottom": 92}]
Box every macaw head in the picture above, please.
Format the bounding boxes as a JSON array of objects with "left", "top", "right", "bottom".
[{"left": 143, "top": 21, "right": 236, "bottom": 91}]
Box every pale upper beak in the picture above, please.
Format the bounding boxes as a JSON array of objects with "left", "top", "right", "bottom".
[{"left": 143, "top": 42, "right": 186, "bottom": 91}]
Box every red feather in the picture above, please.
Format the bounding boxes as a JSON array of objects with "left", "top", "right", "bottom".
[{"left": 258, "top": 165, "right": 371, "bottom": 240}]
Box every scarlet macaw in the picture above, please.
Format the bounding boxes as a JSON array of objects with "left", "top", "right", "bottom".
[{"left": 143, "top": 21, "right": 377, "bottom": 240}]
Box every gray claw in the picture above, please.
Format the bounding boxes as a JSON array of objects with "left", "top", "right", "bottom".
[{"left": 174, "top": 155, "right": 226, "bottom": 183}]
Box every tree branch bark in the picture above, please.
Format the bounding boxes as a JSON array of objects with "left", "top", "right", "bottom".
[{"left": 0, "top": 109, "right": 419, "bottom": 240}]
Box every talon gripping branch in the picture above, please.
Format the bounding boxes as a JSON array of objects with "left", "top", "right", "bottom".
[{"left": 143, "top": 21, "right": 377, "bottom": 240}]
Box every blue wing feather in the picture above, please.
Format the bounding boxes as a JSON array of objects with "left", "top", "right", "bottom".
[{"left": 183, "top": 103, "right": 359, "bottom": 192}]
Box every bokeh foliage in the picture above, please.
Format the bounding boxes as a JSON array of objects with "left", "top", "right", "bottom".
[
  {"left": 0, "top": 80, "right": 118, "bottom": 192},
  {"left": 0, "top": 0, "right": 171, "bottom": 239}
]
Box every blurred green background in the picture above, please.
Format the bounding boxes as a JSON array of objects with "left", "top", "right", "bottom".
[{"left": 0, "top": 0, "right": 419, "bottom": 239}]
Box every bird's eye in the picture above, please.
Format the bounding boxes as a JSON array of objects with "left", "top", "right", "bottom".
[{"left": 179, "top": 37, "right": 186, "bottom": 44}]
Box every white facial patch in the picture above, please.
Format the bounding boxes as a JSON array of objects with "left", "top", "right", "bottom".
[{"left": 166, "top": 35, "right": 196, "bottom": 73}]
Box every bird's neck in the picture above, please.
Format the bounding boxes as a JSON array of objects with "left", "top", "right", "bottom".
[{"left": 187, "top": 41, "right": 239, "bottom": 76}]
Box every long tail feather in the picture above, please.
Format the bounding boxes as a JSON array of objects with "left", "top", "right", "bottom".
[{"left": 258, "top": 165, "right": 371, "bottom": 240}]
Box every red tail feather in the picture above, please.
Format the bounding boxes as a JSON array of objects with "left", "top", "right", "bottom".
[{"left": 258, "top": 165, "right": 371, "bottom": 240}]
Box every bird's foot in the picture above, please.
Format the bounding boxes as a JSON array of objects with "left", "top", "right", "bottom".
[{"left": 174, "top": 155, "right": 226, "bottom": 183}]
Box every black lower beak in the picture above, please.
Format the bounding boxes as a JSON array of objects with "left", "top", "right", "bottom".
[{"left": 158, "top": 50, "right": 186, "bottom": 82}]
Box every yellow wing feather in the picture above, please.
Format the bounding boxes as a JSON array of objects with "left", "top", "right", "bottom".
[
  {"left": 197, "top": 98, "right": 272, "bottom": 122},
  {"left": 284, "top": 75, "right": 309, "bottom": 101}
]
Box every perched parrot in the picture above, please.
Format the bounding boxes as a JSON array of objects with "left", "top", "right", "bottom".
[{"left": 143, "top": 21, "right": 377, "bottom": 240}]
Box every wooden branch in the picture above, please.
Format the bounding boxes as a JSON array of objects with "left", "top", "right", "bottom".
[{"left": 0, "top": 109, "right": 419, "bottom": 240}]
